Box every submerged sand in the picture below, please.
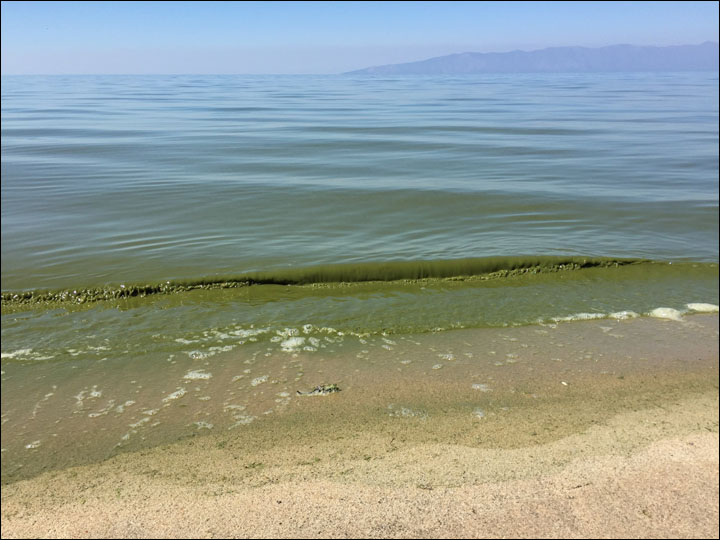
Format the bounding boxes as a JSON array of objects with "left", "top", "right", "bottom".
[{"left": 1, "top": 315, "right": 718, "bottom": 538}]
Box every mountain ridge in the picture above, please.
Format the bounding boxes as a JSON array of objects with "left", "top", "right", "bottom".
[{"left": 346, "top": 42, "right": 719, "bottom": 74}]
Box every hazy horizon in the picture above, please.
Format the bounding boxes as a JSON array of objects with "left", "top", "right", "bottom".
[{"left": 1, "top": 1, "right": 718, "bottom": 75}]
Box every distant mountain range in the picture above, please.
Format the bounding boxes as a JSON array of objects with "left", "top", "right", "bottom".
[{"left": 347, "top": 42, "right": 719, "bottom": 74}]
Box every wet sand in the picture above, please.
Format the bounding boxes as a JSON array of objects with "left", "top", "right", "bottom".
[{"left": 1, "top": 315, "right": 718, "bottom": 538}]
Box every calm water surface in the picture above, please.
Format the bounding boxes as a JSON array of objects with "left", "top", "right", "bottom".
[
  {"left": 2, "top": 73, "right": 718, "bottom": 290},
  {"left": 2, "top": 72, "right": 718, "bottom": 354},
  {"left": 1, "top": 73, "right": 718, "bottom": 481}
]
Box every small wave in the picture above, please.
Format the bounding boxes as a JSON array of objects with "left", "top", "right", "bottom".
[
  {"left": 608, "top": 311, "right": 639, "bottom": 320},
  {"left": 686, "top": 303, "right": 719, "bottom": 313},
  {"left": 551, "top": 312, "right": 606, "bottom": 322},
  {"left": 1, "top": 255, "right": 646, "bottom": 307},
  {"left": 1, "top": 348, "right": 33, "bottom": 359},
  {"left": 545, "top": 303, "right": 716, "bottom": 326},
  {"left": 0, "top": 348, "right": 55, "bottom": 361},
  {"left": 648, "top": 307, "right": 685, "bottom": 321}
]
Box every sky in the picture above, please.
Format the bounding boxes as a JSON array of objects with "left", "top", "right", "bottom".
[{"left": 1, "top": 1, "right": 718, "bottom": 74}]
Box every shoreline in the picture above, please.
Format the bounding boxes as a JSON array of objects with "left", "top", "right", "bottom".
[
  {"left": 2, "top": 396, "right": 717, "bottom": 538},
  {"left": 1, "top": 315, "right": 718, "bottom": 537}
]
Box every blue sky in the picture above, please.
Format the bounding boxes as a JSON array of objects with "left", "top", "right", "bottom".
[{"left": 1, "top": 1, "right": 718, "bottom": 74}]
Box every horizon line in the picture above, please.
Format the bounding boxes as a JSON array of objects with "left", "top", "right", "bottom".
[{"left": 3, "top": 70, "right": 719, "bottom": 76}]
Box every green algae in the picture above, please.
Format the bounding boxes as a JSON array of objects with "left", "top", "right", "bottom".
[{"left": 1, "top": 256, "right": 646, "bottom": 308}]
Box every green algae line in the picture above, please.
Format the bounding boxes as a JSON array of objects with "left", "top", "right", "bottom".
[{"left": 1, "top": 255, "right": 646, "bottom": 308}]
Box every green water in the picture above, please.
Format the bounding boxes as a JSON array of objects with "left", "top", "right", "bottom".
[
  {"left": 1, "top": 73, "right": 718, "bottom": 483},
  {"left": 2, "top": 259, "right": 717, "bottom": 366}
]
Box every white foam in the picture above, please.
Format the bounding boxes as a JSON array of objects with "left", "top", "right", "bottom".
[
  {"left": 25, "top": 440, "right": 41, "bottom": 449},
  {"left": 74, "top": 385, "right": 102, "bottom": 406},
  {"left": 648, "top": 307, "right": 684, "bottom": 321},
  {"left": 552, "top": 312, "right": 606, "bottom": 322},
  {"left": 208, "top": 345, "right": 234, "bottom": 354},
  {"left": 608, "top": 311, "right": 639, "bottom": 320},
  {"left": 183, "top": 370, "right": 213, "bottom": 381},
  {"left": 686, "top": 303, "right": 719, "bottom": 313},
  {"left": 129, "top": 417, "right": 150, "bottom": 428},
  {"left": 87, "top": 399, "right": 117, "bottom": 418},
  {"left": 114, "top": 400, "right": 136, "bottom": 414},
  {"left": 472, "top": 383, "right": 491, "bottom": 392},
  {"left": 1, "top": 348, "right": 33, "bottom": 359},
  {"left": 230, "top": 326, "right": 269, "bottom": 339},
  {"left": 472, "top": 408, "right": 486, "bottom": 419},
  {"left": 162, "top": 388, "right": 187, "bottom": 403},
  {"left": 250, "top": 375, "right": 269, "bottom": 386},
  {"left": 318, "top": 326, "right": 339, "bottom": 334},
  {"left": 280, "top": 337, "right": 306, "bottom": 352},
  {"left": 276, "top": 327, "right": 300, "bottom": 338},
  {"left": 224, "top": 404, "right": 246, "bottom": 413}
]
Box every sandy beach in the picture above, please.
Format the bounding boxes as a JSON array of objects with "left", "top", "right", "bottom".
[{"left": 2, "top": 315, "right": 718, "bottom": 538}]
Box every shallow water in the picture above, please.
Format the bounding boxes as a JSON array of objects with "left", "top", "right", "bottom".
[{"left": 1, "top": 314, "right": 717, "bottom": 483}]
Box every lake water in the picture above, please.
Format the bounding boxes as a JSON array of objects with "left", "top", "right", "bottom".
[{"left": 1, "top": 73, "right": 718, "bottom": 481}]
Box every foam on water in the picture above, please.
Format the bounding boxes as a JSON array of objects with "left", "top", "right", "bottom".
[
  {"left": 114, "top": 400, "right": 136, "bottom": 414},
  {"left": 250, "top": 375, "right": 269, "bottom": 386},
  {"left": 541, "top": 304, "right": 716, "bottom": 326},
  {"left": 183, "top": 370, "right": 213, "bottom": 381},
  {"left": 609, "top": 311, "right": 640, "bottom": 320},
  {"left": 1, "top": 349, "right": 33, "bottom": 359},
  {"left": 0, "top": 348, "right": 55, "bottom": 362},
  {"left": 648, "top": 307, "right": 685, "bottom": 321},
  {"left": 552, "top": 313, "right": 607, "bottom": 322},
  {"left": 162, "top": 388, "right": 187, "bottom": 403},
  {"left": 686, "top": 303, "right": 719, "bottom": 313},
  {"left": 280, "top": 337, "right": 306, "bottom": 352}
]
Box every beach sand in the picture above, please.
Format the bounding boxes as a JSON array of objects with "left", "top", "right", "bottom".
[{"left": 2, "top": 314, "right": 718, "bottom": 538}]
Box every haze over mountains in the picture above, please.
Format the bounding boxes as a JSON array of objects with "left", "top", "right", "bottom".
[{"left": 347, "top": 42, "right": 719, "bottom": 74}]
